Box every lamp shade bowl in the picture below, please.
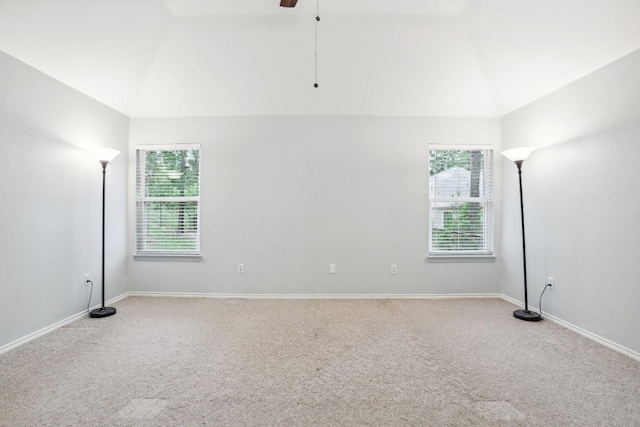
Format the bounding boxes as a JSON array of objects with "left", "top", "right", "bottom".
[
  {"left": 91, "top": 148, "right": 120, "bottom": 163},
  {"left": 501, "top": 147, "right": 535, "bottom": 163}
]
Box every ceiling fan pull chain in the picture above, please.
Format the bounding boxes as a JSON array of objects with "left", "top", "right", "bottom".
[{"left": 314, "top": 0, "right": 320, "bottom": 88}]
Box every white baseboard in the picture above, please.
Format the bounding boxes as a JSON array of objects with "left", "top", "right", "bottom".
[
  {"left": 128, "top": 291, "right": 501, "bottom": 300},
  {"left": 500, "top": 294, "right": 640, "bottom": 362},
  {"left": 0, "top": 292, "right": 129, "bottom": 356}
]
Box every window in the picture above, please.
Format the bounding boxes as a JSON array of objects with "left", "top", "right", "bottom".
[
  {"left": 136, "top": 145, "right": 201, "bottom": 255},
  {"left": 429, "top": 147, "right": 493, "bottom": 256}
]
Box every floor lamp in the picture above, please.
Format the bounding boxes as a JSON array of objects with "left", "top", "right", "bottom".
[
  {"left": 502, "top": 147, "right": 542, "bottom": 322},
  {"left": 89, "top": 148, "right": 120, "bottom": 318}
]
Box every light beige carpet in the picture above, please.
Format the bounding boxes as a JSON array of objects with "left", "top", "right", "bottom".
[{"left": 1, "top": 297, "right": 639, "bottom": 426}]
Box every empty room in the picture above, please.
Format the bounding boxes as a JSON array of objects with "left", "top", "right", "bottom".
[{"left": 1, "top": 0, "right": 639, "bottom": 425}]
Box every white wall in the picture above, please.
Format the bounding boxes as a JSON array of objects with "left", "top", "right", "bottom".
[
  {"left": 501, "top": 49, "right": 640, "bottom": 354},
  {"left": 129, "top": 116, "right": 501, "bottom": 295},
  {"left": 0, "top": 51, "right": 129, "bottom": 349}
]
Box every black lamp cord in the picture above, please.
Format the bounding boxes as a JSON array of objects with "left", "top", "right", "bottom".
[
  {"left": 86, "top": 280, "right": 94, "bottom": 313},
  {"left": 538, "top": 283, "right": 552, "bottom": 317}
]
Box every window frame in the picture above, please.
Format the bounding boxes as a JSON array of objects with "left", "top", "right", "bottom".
[
  {"left": 428, "top": 144, "right": 494, "bottom": 259},
  {"left": 134, "top": 144, "right": 202, "bottom": 259}
]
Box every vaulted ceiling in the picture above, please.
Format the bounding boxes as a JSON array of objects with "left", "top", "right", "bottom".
[{"left": 1, "top": 0, "right": 640, "bottom": 117}]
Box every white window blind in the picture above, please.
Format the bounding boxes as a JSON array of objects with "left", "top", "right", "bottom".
[
  {"left": 429, "top": 147, "right": 493, "bottom": 255},
  {"left": 136, "top": 145, "right": 201, "bottom": 255}
]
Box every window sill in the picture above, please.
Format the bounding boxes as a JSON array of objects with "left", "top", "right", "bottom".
[
  {"left": 133, "top": 254, "right": 202, "bottom": 262},
  {"left": 427, "top": 254, "right": 495, "bottom": 263}
]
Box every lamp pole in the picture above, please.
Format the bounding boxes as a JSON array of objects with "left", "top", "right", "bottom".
[
  {"left": 89, "top": 149, "right": 119, "bottom": 318},
  {"left": 502, "top": 148, "right": 542, "bottom": 322}
]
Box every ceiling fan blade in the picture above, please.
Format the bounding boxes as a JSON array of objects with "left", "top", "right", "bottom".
[{"left": 280, "top": 0, "right": 298, "bottom": 7}]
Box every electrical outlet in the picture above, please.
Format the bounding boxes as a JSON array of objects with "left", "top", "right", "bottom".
[
  {"left": 329, "top": 264, "right": 336, "bottom": 274},
  {"left": 84, "top": 274, "right": 91, "bottom": 285},
  {"left": 391, "top": 264, "right": 397, "bottom": 275},
  {"left": 547, "top": 277, "right": 555, "bottom": 289},
  {"left": 238, "top": 264, "right": 244, "bottom": 274}
]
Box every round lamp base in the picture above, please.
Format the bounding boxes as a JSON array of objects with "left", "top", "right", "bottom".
[
  {"left": 90, "top": 306, "right": 116, "bottom": 318},
  {"left": 513, "top": 309, "right": 542, "bottom": 322}
]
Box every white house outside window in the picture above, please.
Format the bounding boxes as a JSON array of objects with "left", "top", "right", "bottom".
[
  {"left": 135, "top": 145, "right": 201, "bottom": 256},
  {"left": 429, "top": 146, "right": 493, "bottom": 256}
]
